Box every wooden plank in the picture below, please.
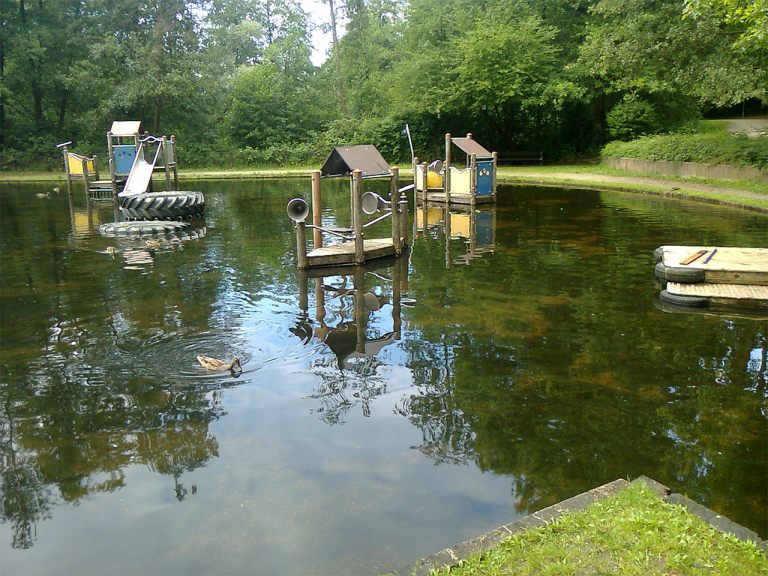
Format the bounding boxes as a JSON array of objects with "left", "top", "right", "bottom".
[
  {"left": 307, "top": 238, "right": 398, "bottom": 268},
  {"left": 662, "top": 246, "right": 768, "bottom": 285}
]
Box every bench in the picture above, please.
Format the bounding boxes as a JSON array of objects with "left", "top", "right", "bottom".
[{"left": 497, "top": 151, "right": 544, "bottom": 166}]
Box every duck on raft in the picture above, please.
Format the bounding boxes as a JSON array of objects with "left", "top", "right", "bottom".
[{"left": 197, "top": 355, "right": 242, "bottom": 373}]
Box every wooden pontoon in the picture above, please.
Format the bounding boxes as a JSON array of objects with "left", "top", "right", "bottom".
[
  {"left": 288, "top": 145, "right": 410, "bottom": 269},
  {"left": 658, "top": 246, "right": 768, "bottom": 286},
  {"left": 414, "top": 133, "right": 497, "bottom": 206}
]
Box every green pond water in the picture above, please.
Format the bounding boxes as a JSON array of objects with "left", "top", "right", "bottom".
[{"left": 0, "top": 179, "right": 766, "bottom": 575}]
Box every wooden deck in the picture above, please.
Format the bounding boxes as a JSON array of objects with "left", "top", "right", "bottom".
[
  {"left": 417, "top": 190, "right": 495, "bottom": 205},
  {"left": 668, "top": 282, "right": 768, "bottom": 307},
  {"left": 661, "top": 246, "right": 768, "bottom": 285},
  {"left": 307, "top": 238, "right": 398, "bottom": 268}
]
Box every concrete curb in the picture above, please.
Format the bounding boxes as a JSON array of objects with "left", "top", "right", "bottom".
[{"left": 389, "top": 476, "right": 766, "bottom": 575}]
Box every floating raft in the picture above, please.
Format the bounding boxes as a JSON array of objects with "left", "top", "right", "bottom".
[
  {"left": 306, "top": 238, "right": 397, "bottom": 268},
  {"left": 667, "top": 282, "right": 768, "bottom": 308},
  {"left": 658, "top": 246, "right": 768, "bottom": 286}
]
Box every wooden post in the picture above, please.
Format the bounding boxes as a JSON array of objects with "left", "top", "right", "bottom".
[
  {"left": 444, "top": 133, "right": 451, "bottom": 205},
  {"left": 400, "top": 197, "right": 409, "bottom": 247},
  {"left": 107, "top": 132, "right": 119, "bottom": 198},
  {"left": 492, "top": 151, "right": 498, "bottom": 202},
  {"left": 390, "top": 166, "right": 401, "bottom": 254},
  {"left": 82, "top": 157, "right": 91, "bottom": 201},
  {"left": 413, "top": 156, "right": 420, "bottom": 193},
  {"left": 63, "top": 147, "right": 74, "bottom": 196},
  {"left": 162, "top": 136, "right": 172, "bottom": 190},
  {"left": 311, "top": 170, "right": 323, "bottom": 249},
  {"left": 352, "top": 169, "right": 364, "bottom": 265},
  {"left": 93, "top": 155, "right": 100, "bottom": 180},
  {"left": 296, "top": 220, "right": 309, "bottom": 269},
  {"left": 470, "top": 152, "right": 477, "bottom": 207},
  {"left": 171, "top": 135, "right": 179, "bottom": 190}
]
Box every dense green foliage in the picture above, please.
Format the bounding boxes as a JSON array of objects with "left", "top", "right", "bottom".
[
  {"left": 0, "top": 0, "right": 765, "bottom": 170},
  {"left": 602, "top": 131, "right": 768, "bottom": 169}
]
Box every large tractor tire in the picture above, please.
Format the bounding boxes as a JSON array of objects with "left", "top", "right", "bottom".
[{"left": 119, "top": 191, "right": 205, "bottom": 221}]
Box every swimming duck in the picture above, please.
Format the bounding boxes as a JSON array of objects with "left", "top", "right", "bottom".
[
  {"left": 197, "top": 355, "right": 242, "bottom": 372},
  {"left": 36, "top": 191, "right": 50, "bottom": 199},
  {"left": 53, "top": 186, "right": 60, "bottom": 194}
]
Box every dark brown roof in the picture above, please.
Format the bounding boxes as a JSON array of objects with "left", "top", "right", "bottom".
[
  {"left": 451, "top": 137, "right": 492, "bottom": 158},
  {"left": 320, "top": 145, "right": 391, "bottom": 179}
]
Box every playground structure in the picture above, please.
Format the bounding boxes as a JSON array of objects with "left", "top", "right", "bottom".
[
  {"left": 287, "top": 145, "right": 411, "bottom": 269},
  {"left": 59, "top": 121, "right": 179, "bottom": 202},
  {"left": 415, "top": 201, "right": 497, "bottom": 267},
  {"left": 414, "top": 133, "right": 497, "bottom": 206}
]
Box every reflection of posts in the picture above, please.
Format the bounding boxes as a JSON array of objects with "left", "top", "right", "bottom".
[
  {"left": 354, "top": 266, "right": 366, "bottom": 354},
  {"left": 444, "top": 203, "right": 452, "bottom": 269}
]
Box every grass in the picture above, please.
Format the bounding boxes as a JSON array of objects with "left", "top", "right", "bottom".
[{"left": 428, "top": 482, "right": 768, "bottom": 576}]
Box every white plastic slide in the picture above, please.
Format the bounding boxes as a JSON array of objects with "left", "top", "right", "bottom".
[{"left": 121, "top": 142, "right": 162, "bottom": 196}]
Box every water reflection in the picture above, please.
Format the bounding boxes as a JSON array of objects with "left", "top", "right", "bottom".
[
  {"left": 298, "top": 257, "right": 409, "bottom": 423},
  {"left": 415, "top": 201, "right": 496, "bottom": 267},
  {"left": 0, "top": 180, "right": 766, "bottom": 574}
]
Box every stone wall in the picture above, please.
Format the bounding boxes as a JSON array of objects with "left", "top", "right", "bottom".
[{"left": 604, "top": 156, "right": 768, "bottom": 183}]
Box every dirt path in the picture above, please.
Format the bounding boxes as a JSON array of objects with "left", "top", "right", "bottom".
[{"left": 497, "top": 169, "right": 768, "bottom": 206}]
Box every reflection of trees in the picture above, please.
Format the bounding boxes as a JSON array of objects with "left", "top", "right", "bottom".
[
  {"left": 0, "top": 181, "right": 311, "bottom": 548},
  {"left": 307, "top": 354, "right": 389, "bottom": 424},
  {"left": 400, "top": 187, "right": 768, "bottom": 533}
]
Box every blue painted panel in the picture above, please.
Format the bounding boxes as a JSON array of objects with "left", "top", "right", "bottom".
[
  {"left": 476, "top": 161, "right": 493, "bottom": 196},
  {"left": 114, "top": 145, "right": 137, "bottom": 175}
]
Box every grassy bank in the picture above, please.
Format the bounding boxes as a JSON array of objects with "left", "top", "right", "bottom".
[{"left": 427, "top": 482, "right": 768, "bottom": 576}]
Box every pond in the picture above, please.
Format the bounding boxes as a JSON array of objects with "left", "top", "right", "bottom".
[{"left": 0, "top": 178, "right": 766, "bottom": 575}]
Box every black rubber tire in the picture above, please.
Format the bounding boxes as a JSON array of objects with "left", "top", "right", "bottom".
[
  {"left": 654, "top": 262, "right": 706, "bottom": 284},
  {"left": 658, "top": 289, "right": 709, "bottom": 308},
  {"left": 119, "top": 191, "right": 205, "bottom": 221},
  {"left": 99, "top": 221, "right": 191, "bottom": 237}
]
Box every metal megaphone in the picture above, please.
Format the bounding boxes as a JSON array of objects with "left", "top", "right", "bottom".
[
  {"left": 286, "top": 197, "right": 309, "bottom": 222},
  {"left": 428, "top": 159, "right": 444, "bottom": 174},
  {"left": 361, "top": 191, "right": 380, "bottom": 215}
]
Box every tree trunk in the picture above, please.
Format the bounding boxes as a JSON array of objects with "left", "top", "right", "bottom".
[
  {"left": 0, "top": 37, "right": 5, "bottom": 147},
  {"left": 328, "top": 0, "right": 347, "bottom": 115}
]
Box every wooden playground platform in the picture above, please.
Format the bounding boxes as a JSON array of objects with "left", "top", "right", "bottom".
[
  {"left": 306, "top": 238, "right": 398, "bottom": 268},
  {"left": 660, "top": 246, "right": 768, "bottom": 285}
]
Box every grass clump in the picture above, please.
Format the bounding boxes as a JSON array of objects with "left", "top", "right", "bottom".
[
  {"left": 431, "top": 482, "right": 768, "bottom": 576},
  {"left": 601, "top": 132, "right": 768, "bottom": 170}
]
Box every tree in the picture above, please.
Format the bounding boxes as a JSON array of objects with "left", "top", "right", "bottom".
[{"left": 684, "top": 0, "right": 768, "bottom": 49}]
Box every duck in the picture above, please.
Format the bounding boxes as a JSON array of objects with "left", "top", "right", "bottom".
[
  {"left": 53, "top": 186, "right": 60, "bottom": 194},
  {"left": 197, "top": 355, "right": 242, "bottom": 372},
  {"left": 36, "top": 191, "right": 50, "bottom": 199}
]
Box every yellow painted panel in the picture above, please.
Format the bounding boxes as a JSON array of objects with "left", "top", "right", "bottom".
[
  {"left": 415, "top": 165, "right": 426, "bottom": 191},
  {"left": 450, "top": 167, "right": 471, "bottom": 194},
  {"left": 65, "top": 153, "right": 95, "bottom": 176},
  {"left": 426, "top": 171, "right": 443, "bottom": 189}
]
